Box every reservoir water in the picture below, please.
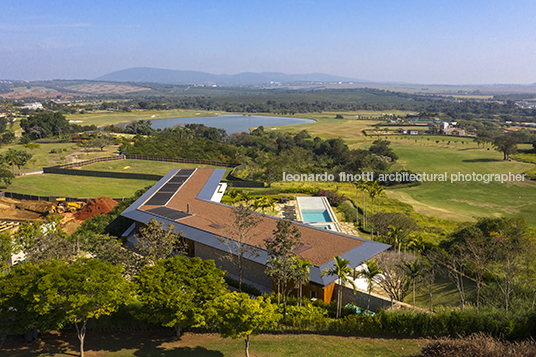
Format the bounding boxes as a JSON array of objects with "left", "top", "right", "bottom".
[{"left": 149, "top": 114, "right": 314, "bottom": 134}]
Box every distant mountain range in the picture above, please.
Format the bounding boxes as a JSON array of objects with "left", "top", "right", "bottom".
[{"left": 95, "top": 67, "right": 362, "bottom": 86}]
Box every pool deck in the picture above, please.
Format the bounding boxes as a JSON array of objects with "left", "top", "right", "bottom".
[{"left": 297, "top": 196, "right": 339, "bottom": 232}]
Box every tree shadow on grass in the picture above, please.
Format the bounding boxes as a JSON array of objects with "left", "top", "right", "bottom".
[
  {"left": 461, "top": 158, "right": 501, "bottom": 163},
  {"left": 133, "top": 346, "right": 223, "bottom": 357},
  {"left": 2, "top": 330, "right": 223, "bottom": 357}
]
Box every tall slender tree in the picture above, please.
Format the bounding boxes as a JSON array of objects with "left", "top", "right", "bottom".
[
  {"left": 358, "top": 259, "right": 382, "bottom": 312},
  {"left": 218, "top": 203, "right": 261, "bottom": 292},
  {"left": 321, "top": 256, "right": 356, "bottom": 319}
]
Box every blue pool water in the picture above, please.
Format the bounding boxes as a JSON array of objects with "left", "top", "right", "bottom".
[{"left": 301, "top": 210, "right": 332, "bottom": 223}]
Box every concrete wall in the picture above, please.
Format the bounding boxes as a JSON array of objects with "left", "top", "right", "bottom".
[
  {"left": 194, "top": 241, "right": 273, "bottom": 291},
  {"left": 338, "top": 284, "right": 412, "bottom": 311}
]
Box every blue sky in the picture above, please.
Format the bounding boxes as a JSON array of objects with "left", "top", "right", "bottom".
[{"left": 1, "top": 0, "right": 535, "bottom": 84}]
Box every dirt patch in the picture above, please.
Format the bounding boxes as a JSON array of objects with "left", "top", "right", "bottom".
[
  {"left": 0, "top": 198, "right": 52, "bottom": 220},
  {"left": 73, "top": 197, "right": 118, "bottom": 221}
]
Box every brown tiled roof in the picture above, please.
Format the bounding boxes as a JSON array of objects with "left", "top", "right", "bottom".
[{"left": 140, "top": 169, "right": 364, "bottom": 266}]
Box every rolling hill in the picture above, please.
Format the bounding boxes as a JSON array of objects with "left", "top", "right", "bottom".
[{"left": 95, "top": 67, "right": 362, "bottom": 86}]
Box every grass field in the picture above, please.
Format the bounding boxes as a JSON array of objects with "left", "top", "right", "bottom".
[
  {"left": 3, "top": 330, "right": 426, "bottom": 357},
  {"left": 83, "top": 159, "right": 227, "bottom": 176},
  {"left": 3, "top": 174, "right": 156, "bottom": 198},
  {"left": 66, "top": 109, "right": 223, "bottom": 128},
  {"left": 267, "top": 115, "right": 536, "bottom": 227},
  {"left": 0, "top": 142, "right": 121, "bottom": 172},
  {"left": 386, "top": 141, "right": 536, "bottom": 226}
]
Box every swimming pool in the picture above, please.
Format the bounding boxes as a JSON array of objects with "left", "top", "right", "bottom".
[
  {"left": 301, "top": 209, "right": 333, "bottom": 223},
  {"left": 296, "top": 197, "right": 338, "bottom": 228}
]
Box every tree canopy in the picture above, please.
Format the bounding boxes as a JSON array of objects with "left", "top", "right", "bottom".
[{"left": 133, "top": 256, "right": 228, "bottom": 337}]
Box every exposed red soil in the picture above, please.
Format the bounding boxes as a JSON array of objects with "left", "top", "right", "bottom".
[{"left": 74, "top": 197, "right": 119, "bottom": 221}]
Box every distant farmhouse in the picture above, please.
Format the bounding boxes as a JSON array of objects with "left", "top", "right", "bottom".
[
  {"left": 121, "top": 168, "right": 389, "bottom": 303},
  {"left": 439, "top": 122, "right": 465, "bottom": 136},
  {"left": 22, "top": 102, "right": 43, "bottom": 110}
]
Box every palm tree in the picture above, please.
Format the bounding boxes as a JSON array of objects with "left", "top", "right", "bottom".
[
  {"left": 358, "top": 259, "right": 382, "bottom": 312},
  {"left": 293, "top": 257, "right": 312, "bottom": 307},
  {"left": 373, "top": 182, "right": 385, "bottom": 214},
  {"left": 407, "top": 234, "right": 426, "bottom": 258},
  {"left": 351, "top": 179, "right": 366, "bottom": 227},
  {"left": 240, "top": 191, "right": 253, "bottom": 206},
  {"left": 226, "top": 190, "right": 241, "bottom": 204},
  {"left": 403, "top": 259, "right": 424, "bottom": 309},
  {"left": 362, "top": 181, "right": 371, "bottom": 229},
  {"left": 321, "top": 256, "right": 356, "bottom": 318},
  {"left": 251, "top": 198, "right": 263, "bottom": 213},
  {"left": 4, "top": 148, "right": 20, "bottom": 175},
  {"left": 368, "top": 181, "right": 381, "bottom": 240},
  {"left": 261, "top": 197, "right": 275, "bottom": 216},
  {"left": 388, "top": 226, "right": 405, "bottom": 254}
]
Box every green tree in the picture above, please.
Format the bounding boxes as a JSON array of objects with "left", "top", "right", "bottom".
[
  {"left": 133, "top": 256, "right": 228, "bottom": 337},
  {"left": 493, "top": 133, "right": 520, "bottom": 160},
  {"left": 15, "top": 218, "right": 73, "bottom": 265},
  {"left": 368, "top": 181, "right": 385, "bottom": 239},
  {"left": 217, "top": 203, "right": 261, "bottom": 292},
  {"left": 293, "top": 257, "right": 312, "bottom": 307},
  {"left": 357, "top": 259, "right": 382, "bottom": 312},
  {"left": 20, "top": 112, "right": 70, "bottom": 140},
  {"left": 212, "top": 292, "right": 281, "bottom": 357},
  {"left": 321, "top": 256, "right": 356, "bottom": 318},
  {"left": 388, "top": 226, "right": 405, "bottom": 254},
  {"left": 0, "top": 232, "right": 13, "bottom": 273},
  {"left": 29, "top": 259, "right": 132, "bottom": 357},
  {"left": 403, "top": 259, "right": 424, "bottom": 309},
  {"left": 264, "top": 219, "right": 302, "bottom": 314},
  {"left": 23, "top": 142, "right": 40, "bottom": 154},
  {"left": 135, "top": 218, "right": 186, "bottom": 263},
  {"left": 3, "top": 148, "right": 32, "bottom": 175},
  {"left": 0, "top": 263, "right": 54, "bottom": 336},
  {"left": 0, "top": 163, "right": 14, "bottom": 187}
]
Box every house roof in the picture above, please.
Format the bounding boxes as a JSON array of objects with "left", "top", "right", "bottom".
[{"left": 121, "top": 168, "right": 390, "bottom": 286}]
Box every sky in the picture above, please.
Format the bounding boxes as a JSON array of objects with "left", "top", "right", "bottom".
[{"left": 1, "top": 0, "right": 535, "bottom": 84}]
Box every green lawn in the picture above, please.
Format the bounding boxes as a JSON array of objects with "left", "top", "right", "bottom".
[
  {"left": 404, "top": 274, "right": 477, "bottom": 310},
  {"left": 66, "top": 109, "right": 222, "bottom": 128},
  {"left": 3, "top": 330, "right": 426, "bottom": 357},
  {"left": 386, "top": 142, "right": 536, "bottom": 226},
  {"left": 4, "top": 174, "right": 156, "bottom": 198},
  {"left": 83, "top": 159, "right": 226, "bottom": 176},
  {"left": 0, "top": 142, "right": 121, "bottom": 173}
]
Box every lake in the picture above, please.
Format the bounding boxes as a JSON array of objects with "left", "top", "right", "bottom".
[{"left": 149, "top": 114, "right": 315, "bottom": 134}]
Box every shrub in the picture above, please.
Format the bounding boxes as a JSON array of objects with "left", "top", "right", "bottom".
[
  {"left": 421, "top": 334, "right": 536, "bottom": 357},
  {"left": 337, "top": 200, "right": 357, "bottom": 222},
  {"left": 280, "top": 187, "right": 317, "bottom": 194},
  {"left": 224, "top": 276, "right": 262, "bottom": 296},
  {"left": 314, "top": 189, "right": 346, "bottom": 207},
  {"left": 283, "top": 303, "right": 330, "bottom": 331}
]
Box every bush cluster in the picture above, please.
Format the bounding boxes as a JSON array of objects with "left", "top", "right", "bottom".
[
  {"left": 314, "top": 189, "right": 346, "bottom": 207},
  {"left": 421, "top": 334, "right": 536, "bottom": 357},
  {"left": 280, "top": 187, "right": 318, "bottom": 194}
]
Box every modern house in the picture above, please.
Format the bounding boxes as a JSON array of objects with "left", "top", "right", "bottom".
[{"left": 121, "top": 168, "right": 390, "bottom": 303}]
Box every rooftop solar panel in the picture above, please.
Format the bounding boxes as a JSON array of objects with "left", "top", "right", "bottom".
[
  {"left": 145, "top": 192, "right": 175, "bottom": 206},
  {"left": 146, "top": 206, "right": 192, "bottom": 221},
  {"left": 160, "top": 183, "right": 183, "bottom": 192},
  {"left": 143, "top": 168, "right": 196, "bottom": 206}
]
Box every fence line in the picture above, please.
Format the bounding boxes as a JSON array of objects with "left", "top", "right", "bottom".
[
  {"left": 43, "top": 167, "right": 163, "bottom": 181},
  {"left": 0, "top": 191, "right": 127, "bottom": 203}
]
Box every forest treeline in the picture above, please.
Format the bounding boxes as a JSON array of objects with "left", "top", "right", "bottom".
[{"left": 121, "top": 123, "right": 414, "bottom": 185}]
